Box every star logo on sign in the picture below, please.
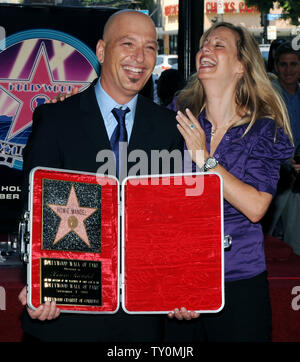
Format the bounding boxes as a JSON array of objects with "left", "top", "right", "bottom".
[
  {"left": 47, "top": 185, "right": 98, "bottom": 247},
  {"left": 0, "top": 41, "right": 90, "bottom": 141}
]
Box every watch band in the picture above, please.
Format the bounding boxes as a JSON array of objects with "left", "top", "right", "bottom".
[{"left": 200, "top": 157, "right": 218, "bottom": 172}]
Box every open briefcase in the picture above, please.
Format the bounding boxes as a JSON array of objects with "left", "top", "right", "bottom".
[{"left": 19, "top": 167, "right": 231, "bottom": 314}]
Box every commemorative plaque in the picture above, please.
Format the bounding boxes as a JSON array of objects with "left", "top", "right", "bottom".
[
  {"left": 39, "top": 177, "right": 103, "bottom": 307},
  {"left": 25, "top": 167, "right": 225, "bottom": 314},
  {"left": 41, "top": 258, "right": 102, "bottom": 306},
  {"left": 26, "top": 168, "right": 119, "bottom": 313},
  {"left": 41, "top": 179, "right": 102, "bottom": 253}
]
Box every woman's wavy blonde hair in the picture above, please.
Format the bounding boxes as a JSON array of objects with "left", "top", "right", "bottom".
[{"left": 176, "top": 22, "right": 293, "bottom": 143}]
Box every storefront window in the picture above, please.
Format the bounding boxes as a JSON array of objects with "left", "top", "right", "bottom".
[{"left": 169, "top": 34, "right": 177, "bottom": 54}]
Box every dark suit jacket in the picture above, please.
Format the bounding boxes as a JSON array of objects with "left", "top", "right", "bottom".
[{"left": 21, "top": 80, "right": 183, "bottom": 342}]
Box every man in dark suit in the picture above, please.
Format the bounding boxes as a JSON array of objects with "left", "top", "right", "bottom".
[{"left": 18, "top": 9, "right": 183, "bottom": 342}]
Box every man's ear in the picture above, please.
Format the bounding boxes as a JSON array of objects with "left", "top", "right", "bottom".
[{"left": 96, "top": 39, "right": 105, "bottom": 64}]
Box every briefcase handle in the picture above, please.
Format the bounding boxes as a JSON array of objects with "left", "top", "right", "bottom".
[
  {"left": 17, "top": 211, "right": 30, "bottom": 263},
  {"left": 224, "top": 235, "right": 232, "bottom": 249}
]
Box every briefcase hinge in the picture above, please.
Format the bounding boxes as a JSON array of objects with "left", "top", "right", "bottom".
[
  {"left": 119, "top": 275, "right": 123, "bottom": 294},
  {"left": 119, "top": 202, "right": 122, "bottom": 217}
]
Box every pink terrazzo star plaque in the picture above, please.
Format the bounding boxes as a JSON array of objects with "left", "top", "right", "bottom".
[{"left": 42, "top": 178, "right": 102, "bottom": 253}]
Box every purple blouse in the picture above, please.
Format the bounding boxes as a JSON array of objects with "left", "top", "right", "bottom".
[{"left": 170, "top": 102, "right": 294, "bottom": 281}]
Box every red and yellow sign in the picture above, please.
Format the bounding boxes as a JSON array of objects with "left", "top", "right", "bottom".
[{"left": 205, "top": 1, "right": 259, "bottom": 14}]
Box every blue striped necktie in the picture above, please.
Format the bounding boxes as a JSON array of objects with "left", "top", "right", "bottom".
[{"left": 110, "top": 107, "right": 130, "bottom": 178}]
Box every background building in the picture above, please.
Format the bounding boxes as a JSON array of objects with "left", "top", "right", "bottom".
[{"left": 157, "top": 0, "right": 299, "bottom": 55}]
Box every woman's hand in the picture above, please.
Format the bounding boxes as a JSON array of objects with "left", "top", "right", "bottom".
[
  {"left": 176, "top": 108, "right": 209, "bottom": 167},
  {"left": 46, "top": 86, "right": 79, "bottom": 104},
  {"left": 168, "top": 307, "right": 200, "bottom": 320}
]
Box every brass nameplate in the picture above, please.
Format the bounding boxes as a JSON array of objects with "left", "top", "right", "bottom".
[{"left": 41, "top": 258, "right": 102, "bottom": 306}]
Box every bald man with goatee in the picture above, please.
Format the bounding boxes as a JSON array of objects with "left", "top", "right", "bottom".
[{"left": 18, "top": 10, "right": 183, "bottom": 342}]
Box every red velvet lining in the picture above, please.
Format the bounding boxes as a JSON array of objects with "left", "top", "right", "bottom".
[
  {"left": 30, "top": 170, "right": 223, "bottom": 313},
  {"left": 123, "top": 174, "right": 223, "bottom": 312},
  {"left": 30, "top": 169, "right": 119, "bottom": 312}
]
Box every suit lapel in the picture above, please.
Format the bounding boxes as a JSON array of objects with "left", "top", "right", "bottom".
[
  {"left": 80, "top": 81, "right": 112, "bottom": 152},
  {"left": 79, "top": 89, "right": 157, "bottom": 176},
  {"left": 128, "top": 95, "right": 153, "bottom": 154},
  {"left": 80, "top": 89, "right": 154, "bottom": 154}
]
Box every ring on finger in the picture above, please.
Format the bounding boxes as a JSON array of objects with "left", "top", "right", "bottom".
[{"left": 190, "top": 124, "right": 195, "bottom": 130}]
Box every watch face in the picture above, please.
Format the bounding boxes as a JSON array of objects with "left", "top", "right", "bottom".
[{"left": 206, "top": 157, "right": 218, "bottom": 169}]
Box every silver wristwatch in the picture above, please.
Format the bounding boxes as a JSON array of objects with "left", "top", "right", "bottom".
[{"left": 200, "top": 157, "right": 218, "bottom": 172}]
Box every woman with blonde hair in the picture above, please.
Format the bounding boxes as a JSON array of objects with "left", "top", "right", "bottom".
[{"left": 166, "top": 22, "right": 294, "bottom": 342}]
